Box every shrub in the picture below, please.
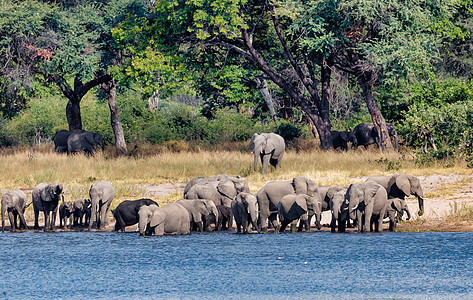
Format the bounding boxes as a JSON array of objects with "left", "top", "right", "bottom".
[{"left": 276, "top": 121, "right": 302, "bottom": 141}]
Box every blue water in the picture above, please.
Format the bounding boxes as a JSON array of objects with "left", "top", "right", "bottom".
[{"left": 1, "top": 231, "right": 472, "bottom": 299}]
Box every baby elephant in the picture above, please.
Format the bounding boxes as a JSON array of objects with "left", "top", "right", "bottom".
[
  {"left": 329, "top": 189, "right": 348, "bottom": 232},
  {"left": 386, "top": 198, "right": 411, "bottom": 231},
  {"left": 138, "top": 203, "right": 190, "bottom": 236},
  {"left": 73, "top": 198, "right": 91, "bottom": 227},
  {"left": 1, "top": 189, "right": 29, "bottom": 232},
  {"left": 277, "top": 194, "right": 321, "bottom": 232},
  {"left": 231, "top": 192, "right": 260, "bottom": 233},
  {"left": 59, "top": 202, "right": 75, "bottom": 229}
]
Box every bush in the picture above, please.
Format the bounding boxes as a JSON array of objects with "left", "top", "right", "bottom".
[{"left": 276, "top": 121, "right": 302, "bottom": 141}]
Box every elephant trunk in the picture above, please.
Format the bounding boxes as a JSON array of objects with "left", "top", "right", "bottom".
[
  {"left": 403, "top": 208, "right": 412, "bottom": 220},
  {"left": 88, "top": 201, "right": 97, "bottom": 230},
  {"left": 138, "top": 218, "right": 147, "bottom": 236},
  {"left": 417, "top": 196, "right": 424, "bottom": 216},
  {"left": 253, "top": 146, "right": 261, "bottom": 171}
]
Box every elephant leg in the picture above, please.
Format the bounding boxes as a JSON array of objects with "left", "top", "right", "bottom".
[
  {"left": 279, "top": 220, "right": 290, "bottom": 233},
  {"left": 154, "top": 225, "right": 165, "bottom": 236},
  {"left": 8, "top": 211, "right": 16, "bottom": 232},
  {"left": 261, "top": 154, "right": 271, "bottom": 174},
  {"left": 34, "top": 209, "right": 40, "bottom": 230},
  {"left": 330, "top": 218, "right": 336, "bottom": 233},
  {"left": 43, "top": 209, "right": 50, "bottom": 231},
  {"left": 196, "top": 221, "right": 203, "bottom": 232},
  {"left": 51, "top": 209, "right": 57, "bottom": 230},
  {"left": 258, "top": 211, "right": 269, "bottom": 232},
  {"left": 268, "top": 213, "right": 278, "bottom": 231},
  {"left": 357, "top": 212, "right": 363, "bottom": 232}
]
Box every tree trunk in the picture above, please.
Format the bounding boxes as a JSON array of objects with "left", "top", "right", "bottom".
[
  {"left": 255, "top": 78, "right": 278, "bottom": 121},
  {"left": 66, "top": 99, "right": 82, "bottom": 131},
  {"left": 102, "top": 80, "right": 128, "bottom": 156},
  {"left": 358, "top": 71, "right": 394, "bottom": 151}
]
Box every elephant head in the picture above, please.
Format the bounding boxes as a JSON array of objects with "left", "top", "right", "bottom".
[
  {"left": 216, "top": 176, "right": 250, "bottom": 200},
  {"left": 292, "top": 176, "right": 318, "bottom": 196},
  {"left": 348, "top": 132, "right": 358, "bottom": 149},
  {"left": 390, "top": 198, "right": 411, "bottom": 220},
  {"left": 347, "top": 181, "right": 380, "bottom": 220},
  {"left": 390, "top": 174, "right": 424, "bottom": 215},
  {"left": 84, "top": 132, "right": 105, "bottom": 152},
  {"left": 305, "top": 195, "right": 322, "bottom": 230},
  {"left": 236, "top": 192, "right": 260, "bottom": 233},
  {"left": 42, "top": 183, "right": 63, "bottom": 202},
  {"left": 138, "top": 204, "right": 163, "bottom": 236},
  {"left": 330, "top": 189, "right": 348, "bottom": 232}
]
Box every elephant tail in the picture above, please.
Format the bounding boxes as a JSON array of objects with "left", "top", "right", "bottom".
[{"left": 25, "top": 201, "right": 33, "bottom": 208}]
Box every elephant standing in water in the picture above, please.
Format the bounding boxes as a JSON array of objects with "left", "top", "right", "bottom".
[
  {"left": 67, "top": 130, "right": 105, "bottom": 155},
  {"left": 347, "top": 181, "right": 388, "bottom": 233},
  {"left": 185, "top": 174, "right": 250, "bottom": 230},
  {"left": 112, "top": 198, "right": 159, "bottom": 232},
  {"left": 177, "top": 199, "right": 219, "bottom": 232},
  {"left": 353, "top": 122, "right": 398, "bottom": 151},
  {"left": 277, "top": 193, "right": 322, "bottom": 232},
  {"left": 73, "top": 198, "right": 91, "bottom": 227},
  {"left": 250, "top": 133, "right": 285, "bottom": 173},
  {"left": 32, "top": 182, "right": 63, "bottom": 231},
  {"left": 138, "top": 203, "right": 190, "bottom": 236},
  {"left": 89, "top": 180, "right": 115, "bottom": 230},
  {"left": 256, "top": 176, "right": 319, "bottom": 231},
  {"left": 231, "top": 192, "right": 260, "bottom": 233},
  {"left": 368, "top": 174, "right": 424, "bottom": 216},
  {"left": 329, "top": 189, "right": 349, "bottom": 232},
  {"left": 2, "top": 189, "right": 29, "bottom": 232}
]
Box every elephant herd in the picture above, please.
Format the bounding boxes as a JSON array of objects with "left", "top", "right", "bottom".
[
  {"left": 1, "top": 172, "right": 423, "bottom": 235},
  {"left": 53, "top": 129, "right": 105, "bottom": 155},
  {"left": 332, "top": 122, "right": 399, "bottom": 151}
]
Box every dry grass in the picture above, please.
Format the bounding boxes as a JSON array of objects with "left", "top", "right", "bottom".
[{"left": 1, "top": 143, "right": 471, "bottom": 227}]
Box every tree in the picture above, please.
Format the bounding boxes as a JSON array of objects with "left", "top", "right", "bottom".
[{"left": 0, "top": 0, "right": 130, "bottom": 154}]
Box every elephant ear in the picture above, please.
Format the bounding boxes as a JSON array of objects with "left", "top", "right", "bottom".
[
  {"left": 217, "top": 180, "right": 237, "bottom": 199},
  {"left": 150, "top": 209, "right": 166, "bottom": 227},
  {"left": 363, "top": 181, "right": 380, "bottom": 206},
  {"left": 395, "top": 174, "right": 411, "bottom": 196},
  {"left": 292, "top": 176, "right": 308, "bottom": 194},
  {"left": 55, "top": 183, "right": 63, "bottom": 195},
  {"left": 391, "top": 198, "right": 403, "bottom": 213},
  {"left": 263, "top": 134, "right": 277, "bottom": 153},
  {"left": 83, "top": 132, "right": 95, "bottom": 145},
  {"left": 250, "top": 133, "right": 258, "bottom": 151},
  {"left": 42, "top": 186, "right": 54, "bottom": 202},
  {"left": 294, "top": 195, "right": 308, "bottom": 215}
]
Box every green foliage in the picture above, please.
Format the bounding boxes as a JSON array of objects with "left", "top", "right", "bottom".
[{"left": 276, "top": 121, "right": 302, "bottom": 141}]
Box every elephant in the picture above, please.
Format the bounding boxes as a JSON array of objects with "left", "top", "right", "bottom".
[
  {"left": 138, "top": 203, "right": 190, "bottom": 236},
  {"left": 67, "top": 130, "right": 105, "bottom": 155},
  {"left": 88, "top": 180, "right": 115, "bottom": 230},
  {"left": 277, "top": 194, "right": 321, "bottom": 232},
  {"left": 353, "top": 122, "right": 398, "bottom": 151},
  {"left": 250, "top": 133, "right": 285, "bottom": 173},
  {"left": 1, "top": 189, "right": 29, "bottom": 232},
  {"left": 347, "top": 181, "right": 388, "bottom": 233},
  {"left": 231, "top": 192, "right": 260, "bottom": 233},
  {"left": 112, "top": 198, "right": 158, "bottom": 232},
  {"left": 329, "top": 189, "right": 349, "bottom": 232},
  {"left": 53, "top": 129, "right": 82, "bottom": 153},
  {"left": 59, "top": 202, "right": 75, "bottom": 229},
  {"left": 256, "top": 176, "right": 319, "bottom": 231},
  {"left": 331, "top": 131, "right": 358, "bottom": 151},
  {"left": 385, "top": 198, "right": 411, "bottom": 231},
  {"left": 32, "top": 182, "right": 63, "bottom": 231},
  {"left": 184, "top": 174, "right": 250, "bottom": 229},
  {"left": 176, "top": 199, "right": 219, "bottom": 232},
  {"left": 367, "top": 174, "right": 424, "bottom": 216},
  {"left": 203, "top": 205, "right": 232, "bottom": 231},
  {"left": 73, "top": 198, "right": 91, "bottom": 227},
  {"left": 183, "top": 174, "right": 248, "bottom": 198}
]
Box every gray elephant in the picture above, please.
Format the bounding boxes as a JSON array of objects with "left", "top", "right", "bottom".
[
  {"left": 88, "top": 180, "right": 115, "bottom": 230},
  {"left": 386, "top": 198, "right": 411, "bottom": 231},
  {"left": 347, "top": 181, "right": 388, "bottom": 233},
  {"left": 2, "top": 189, "right": 29, "bottom": 232},
  {"left": 231, "top": 192, "right": 260, "bottom": 233},
  {"left": 73, "top": 198, "right": 91, "bottom": 227},
  {"left": 329, "top": 189, "right": 349, "bottom": 232},
  {"left": 177, "top": 199, "right": 219, "bottom": 232},
  {"left": 331, "top": 131, "right": 358, "bottom": 151},
  {"left": 67, "top": 130, "right": 105, "bottom": 155},
  {"left": 138, "top": 203, "right": 190, "bottom": 236},
  {"left": 256, "top": 176, "right": 319, "bottom": 231},
  {"left": 277, "top": 194, "right": 321, "bottom": 232},
  {"left": 353, "top": 122, "right": 398, "bottom": 151},
  {"left": 185, "top": 174, "right": 250, "bottom": 230},
  {"left": 368, "top": 174, "right": 424, "bottom": 216},
  {"left": 53, "top": 129, "right": 83, "bottom": 153},
  {"left": 32, "top": 182, "right": 63, "bottom": 231},
  {"left": 250, "top": 133, "right": 285, "bottom": 173},
  {"left": 183, "top": 174, "right": 247, "bottom": 198},
  {"left": 59, "top": 202, "right": 74, "bottom": 229}
]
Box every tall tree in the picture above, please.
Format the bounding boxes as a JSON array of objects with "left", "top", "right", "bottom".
[{"left": 0, "top": 0, "right": 131, "bottom": 154}]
